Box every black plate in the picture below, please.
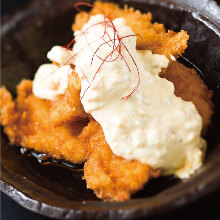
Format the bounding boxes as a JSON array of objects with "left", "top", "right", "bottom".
[{"left": 1, "top": 0, "right": 220, "bottom": 219}]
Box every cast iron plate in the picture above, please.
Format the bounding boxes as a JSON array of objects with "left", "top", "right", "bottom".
[{"left": 1, "top": 0, "right": 220, "bottom": 219}]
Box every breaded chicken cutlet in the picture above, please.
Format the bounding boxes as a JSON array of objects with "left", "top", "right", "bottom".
[
  {"left": 0, "top": 1, "right": 214, "bottom": 201},
  {"left": 0, "top": 61, "right": 213, "bottom": 201},
  {"left": 0, "top": 80, "right": 90, "bottom": 164},
  {"left": 73, "top": 1, "right": 189, "bottom": 59},
  {"left": 84, "top": 119, "right": 160, "bottom": 201}
]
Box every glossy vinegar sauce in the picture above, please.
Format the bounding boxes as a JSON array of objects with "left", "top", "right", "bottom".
[
  {"left": 17, "top": 146, "right": 95, "bottom": 201},
  {"left": 18, "top": 147, "right": 180, "bottom": 199},
  {"left": 20, "top": 147, "right": 84, "bottom": 172}
]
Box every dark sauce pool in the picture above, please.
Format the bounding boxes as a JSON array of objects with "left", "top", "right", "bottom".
[
  {"left": 1, "top": 0, "right": 220, "bottom": 219},
  {"left": 18, "top": 145, "right": 181, "bottom": 200}
]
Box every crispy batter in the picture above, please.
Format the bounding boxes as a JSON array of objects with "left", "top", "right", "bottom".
[
  {"left": 72, "top": 1, "right": 189, "bottom": 59},
  {"left": 84, "top": 119, "right": 160, "bottom": 201},
  {"left": 0, "top": 86, "right": 19, "bottom": 126},
  {"left": 0, "top": 80, "right": 91, "bottom": 164},
  {"left": 162, "top": 61, "right": 213, "bottom": 134},
  {"left": 0, "top": 81, "right": 158, "bottom": 201},
  {"left": 50, "top": 71, "right": 88, "bottom": 126}
]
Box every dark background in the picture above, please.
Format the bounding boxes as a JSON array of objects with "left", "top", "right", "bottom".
[{"left": 1, "top": 0, "right": 220, "bottom": 219}]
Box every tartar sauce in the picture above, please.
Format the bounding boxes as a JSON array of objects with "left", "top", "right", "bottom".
[
  {"left": 33, "top": 46, "right": 74, "bottom": 100},
  {"left": 47, "top": 46, "right": 75, "bottom": 65},
  {"left": 73, "top": 14, "right": 206, "bottom": 178},
  {"left": 33, "top": 63, "right": 72, "bottom": 100}
]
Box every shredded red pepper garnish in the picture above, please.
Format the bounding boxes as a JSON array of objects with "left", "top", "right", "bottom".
[
  {"left": 72, "top": 2, "right": 142, "bottom": 100},
  {"left": 45, "top": 2, "right": 142, "bottom": 100}
]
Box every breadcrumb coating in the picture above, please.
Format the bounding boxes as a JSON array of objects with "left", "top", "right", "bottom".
[
  {"left": 0, "top": 80, "right": 89, "bottom": 164},
  {"left": 72, "top": 1, "right": 189, "bottom": 59},
  {"left": 161, "top": 61, "right": 213, "bottom": 134},
  {"left": 50, "top": 71, "right": 88, "bottom": 126},
  {"left": 84, "top": 119, "right": 160, "bottom": 201}
]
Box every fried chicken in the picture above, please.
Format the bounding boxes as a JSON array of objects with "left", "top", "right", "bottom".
[
  {"left": 0, "top": 61, "right": 213, "bottom": 201},
  {"left": 0, "top": 81, "right": 159, "bottom": 201},
  {"left": 0, "top": 1, "right": 214, "bottom": 202},
  {"left": 50, "top": 71, "right": 88, "bottom": 126},
  {"left": 48, "top": 61, "right": 214, "bottom": 134},
  {"left": 81, "top": 61, "right": 214, "bottom": 201},
  {"left": 0, "top": 80, "right": 90, "bottom": 164},
  {"left": 84, "top": 119, "right": 160, "bottom": 201},
  {"left": 73, "top": 1, "right": 189, "bottom": 59},
  {"left": 0, "top": 59, "right": 213, "bottom": 201},
  {"left": 161, "top": 61, "right": 213, "bottom": 134}
]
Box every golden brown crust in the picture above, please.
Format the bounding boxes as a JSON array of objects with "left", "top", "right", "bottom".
[
  {"left": 161, "top": 61, "right": 214, "bottom": 134},
  {"left": 0, "top": 86, "right": 18, "bottom": 126},
  {"left": 50, "top": 71, "right": 88, "bottom": 126},
  {"left": 0, "top": 83, "right": 159, "bottom": 201},
  {"left": 0, "top": 80, "right": 90, "bottom": 164},
  {"left": 84, "top": 119, "right": 160, "bottom": 201},
  {"left": 72, "top": 1, "right": 189, "bottom": 59},
  {"left": 77, "top": 61, "right": 214, "bottom": 200}
]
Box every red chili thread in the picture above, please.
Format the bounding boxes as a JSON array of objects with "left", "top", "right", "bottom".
[
  {"left": 67, "top": 3, "right": 142, "bottom": 100},
  {"left": 81, "top": 24, "right": 140, "bottom": 99},
  {"left": 40, "top": 2, "right": 142, "bottom": 97},
  {"left": 121, "top": 41, "right": 140, "bottom": 100},
  {"left": 77, "top": 19, "right": 121, "bottom": 65},
  {"left": 74, "top": 2, "right": 105, "bottom": 14},
  {"left": 64, "top": 38, "right": 75, "bottom": 50},
  {"left": 81, "top": 45, "right": 120, "bottom": 99},
  {"left": 81, "top": 24, "right": 123, "bottom": 99},
  {"left": 80, "top": 27, "right": 128, "bottom": 98},
  {"left": 84, "top": 18, "right": 123, "bottom": 64}
]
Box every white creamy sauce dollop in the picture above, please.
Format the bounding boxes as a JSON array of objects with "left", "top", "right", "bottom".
[
  {"left": 33, "top": 63, "right": 72, "bottom": 100},
  {"left": 73, "top": 14, "right": 206, "bottom": 178},
  {"left": 47, "top": 46, "right": 75, "bottom": 65}
]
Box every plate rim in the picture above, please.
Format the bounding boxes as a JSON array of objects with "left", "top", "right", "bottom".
[{"left": 1, "top": 0, "right": 220, "bottom": 219}]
